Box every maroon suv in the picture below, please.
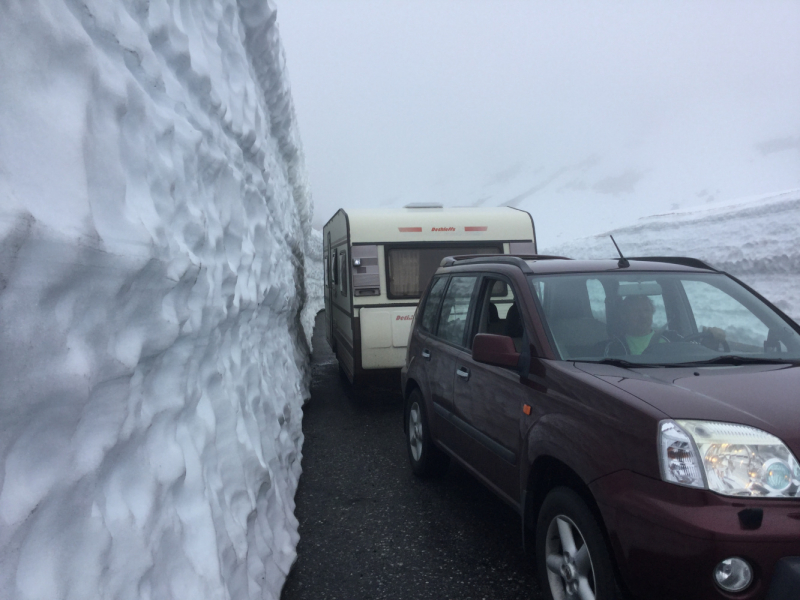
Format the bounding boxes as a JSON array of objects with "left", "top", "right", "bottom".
[{"left": 400, "top": 255, "right": 800, "bottom": 600}]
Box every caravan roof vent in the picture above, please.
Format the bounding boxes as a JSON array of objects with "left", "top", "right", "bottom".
[{"left": 404, "top": 202, "right": 443, "bottom": 209}]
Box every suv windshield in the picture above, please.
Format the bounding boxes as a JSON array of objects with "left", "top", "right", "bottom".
[{"left": 528, "top": 271, "right": 800, "bottom": 366}]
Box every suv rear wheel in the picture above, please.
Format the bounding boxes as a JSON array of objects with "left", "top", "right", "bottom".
[
  {"left": 536, "top": 487, "right": 620, "bottom": 600},
  {"left": 406, "top": 389, "right": 449, "bottom": 477}
]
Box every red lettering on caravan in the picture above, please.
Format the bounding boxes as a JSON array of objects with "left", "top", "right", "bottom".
[
  {"left": 395, "top": 315, "right": 413, "bottom": 321},
  {"left": 431, "top": 227, "right": 456, "bottom": 232}
]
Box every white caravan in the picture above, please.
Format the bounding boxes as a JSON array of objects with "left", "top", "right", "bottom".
[{"left": 322, "top": 205, "right": 537, "bottom": 383}]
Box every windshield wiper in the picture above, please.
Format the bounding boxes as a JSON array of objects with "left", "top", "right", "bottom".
[
  {"left": 578, "top": 358, "right": 664, "bottom": 369},
  {"left": 673, "top": 355, "right": 799, "bottom": 367}
]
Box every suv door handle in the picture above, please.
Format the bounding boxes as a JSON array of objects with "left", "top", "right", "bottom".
[
  {"left": 421, "top": 349, "right": 431, "bottom": 360},
  {"left": 456, "top": 366, "right": 470, "bottom": 380}
]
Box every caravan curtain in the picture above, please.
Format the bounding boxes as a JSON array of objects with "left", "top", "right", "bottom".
[{"left": 387, "top": 245, "right": 500, "bottom": 298}]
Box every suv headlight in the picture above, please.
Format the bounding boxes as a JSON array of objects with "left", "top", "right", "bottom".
[{"left": 659, "top": 420, "right": 800, "bottom": 498}]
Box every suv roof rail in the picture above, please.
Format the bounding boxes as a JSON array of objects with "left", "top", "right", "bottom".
[
  {"left": 629, "top": 256, "right": 717, "bottom": 271},
  {"left": 440, "top": 254, "right": 571, "bottom": 272}
]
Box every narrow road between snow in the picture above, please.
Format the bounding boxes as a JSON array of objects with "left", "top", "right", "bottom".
[{"left": 281, "top": 312, "right": 543, "bottom": 600}]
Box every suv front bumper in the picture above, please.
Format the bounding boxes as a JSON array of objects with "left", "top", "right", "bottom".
[{"left": 591, "top": 470, "right": 800, "bottom": 600}]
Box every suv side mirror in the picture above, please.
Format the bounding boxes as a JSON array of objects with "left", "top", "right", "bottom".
[{"left": 472, "top": 334, "right": 520, "bottom": 368}]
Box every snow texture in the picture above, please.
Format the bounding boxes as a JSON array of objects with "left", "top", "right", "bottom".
[
  {"left": 300, "top": 228, "right": 323, "bottom": 349},
  {"left": 543, "top": 189, "right": 800, "bottom": 321},
  {"left": 0, "top": 0, "right": 321, "bottom": 599}
]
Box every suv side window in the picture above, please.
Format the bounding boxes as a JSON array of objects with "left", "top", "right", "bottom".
[
  {"left": 471, "top": 276, "right": 520, "bottom": 349},
  {"left": 420, "top": 276, "right": 448, "bottom": 333},
  {"left": 436, "top": 276, "right": 478, "bottom": 347}
]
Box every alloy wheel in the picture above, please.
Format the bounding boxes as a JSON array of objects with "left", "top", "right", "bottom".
[
  {"left": 544, "top": 514, "right": 597, "bottom": 600},
  {"left": 408, "top": 402, "right": 424, "bottom": 462}
]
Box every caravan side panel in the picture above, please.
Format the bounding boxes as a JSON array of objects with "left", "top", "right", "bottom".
[{"left": 359, "top": 306, "right": 416, "bottom": 368}]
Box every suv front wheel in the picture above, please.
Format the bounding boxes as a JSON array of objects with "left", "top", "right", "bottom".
[
  {"left": 406, "top": 389, "right": 449, "bottom": 477},
  {"left": 536, "top": 487, "right": 621, "bottom": 600}
]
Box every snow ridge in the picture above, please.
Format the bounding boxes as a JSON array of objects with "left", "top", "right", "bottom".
[
  {"left": 0, "top": 1, "right": 313, "bottom": 599},
  {"left": 543, "top": 190, "right": 800, "bottom": 320}
]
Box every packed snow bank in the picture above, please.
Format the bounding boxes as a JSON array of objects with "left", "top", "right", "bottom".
[
  {"left": 301, "top": 228, "right": 324, "bottom": 349},
  {"left": 0, "top": 1, "right": 314, "bottom": 599},
  {"left": 542, "top": 189, "right": 800, "bottom": 321}
]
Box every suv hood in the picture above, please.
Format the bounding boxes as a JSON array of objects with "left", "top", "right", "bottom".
[{"left": 576, "top": 362, "right": 800, "bottom": 454}]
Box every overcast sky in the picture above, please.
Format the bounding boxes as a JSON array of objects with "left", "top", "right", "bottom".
[{"left": 276, "top": 1, "right": 800, "bottom": 247}]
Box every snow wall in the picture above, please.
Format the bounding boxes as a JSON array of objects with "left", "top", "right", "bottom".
[
  {"left": 543, "top": 189, "right": 800, "bottom": 321},
  {"left": 300, "top": 228, "right": 323, "bottom": 349},
  {"left": 0, "top": 1, "right": 322, "bottom": 599}
]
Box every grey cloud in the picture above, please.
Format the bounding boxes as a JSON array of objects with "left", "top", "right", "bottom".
[
  {"left": 757, "top": 136, "right": 800, "bottom": 156},
  {"left": 592, "top": 171, "right": 645, "bottom": 195}
]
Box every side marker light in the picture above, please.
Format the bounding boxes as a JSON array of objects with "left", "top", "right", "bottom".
[{"left": 522, "top": 404, "right": 531, "bottom": 415}]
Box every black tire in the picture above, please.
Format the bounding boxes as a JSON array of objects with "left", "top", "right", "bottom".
[
  {"left": 536, "top": 487, "right": 621, "bottom": 600},
  {"left": 337, "top": 354, "right": 358, "bottom": 388},
  {"left": 406, "top": 390, "right": 449, "bottom": 477},
  {"left": 338, "top": 360, "right": 349, "bottom": 382}
]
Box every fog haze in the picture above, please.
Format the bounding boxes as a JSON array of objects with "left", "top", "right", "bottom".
[{"left": 277, "top": 1, "right": 800, "bottom": 247}]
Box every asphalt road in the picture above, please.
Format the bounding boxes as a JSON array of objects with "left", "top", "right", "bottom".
[{"left": 280, "top": 312, "right": 543, "bottom": 600}]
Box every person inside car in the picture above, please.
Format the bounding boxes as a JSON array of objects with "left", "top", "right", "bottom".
[
  {"left": 605, "top": 295, "right": 666, "bottom": 356},
  {"left": 605, "top": 294, "right": 726, "bottom": 356}
]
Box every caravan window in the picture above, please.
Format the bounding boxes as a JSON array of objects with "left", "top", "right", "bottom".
[
  {"left": 332, "top": 250, "right": 339, "bottom": 287},
  {"left": 325, "top": 232, "right": 331, "bottom": 286},
  {"left": 386, "top": 245, "right": 501, "bottom": 299},
  {"left": 339, "top": 249, "right": 348, "bottom": 296}
]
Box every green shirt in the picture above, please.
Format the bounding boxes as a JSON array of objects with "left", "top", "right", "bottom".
[{"left": 626, "top": 331, "right": 655, "bottom": 355}]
